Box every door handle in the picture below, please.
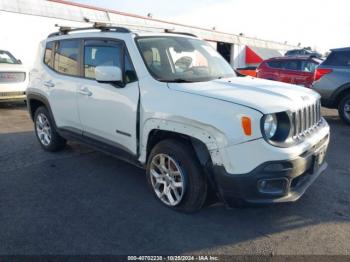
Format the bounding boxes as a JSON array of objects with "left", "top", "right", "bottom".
[
  {"left": 43, "top": 81, "right": 55, "bottom": 88},
  {"left": 78, "top": 87, "right": 93, "bottom": 96}
]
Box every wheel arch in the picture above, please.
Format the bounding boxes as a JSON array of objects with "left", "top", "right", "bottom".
[
  {"left": 146, "top": 129, "right": 212, "bottom": 167},
  {"left": 144, "top": 129, "right": 221, "bottom": 196},
  {"left": 331, "top": 83, "right": 350, "bottom": 106},
  {"left": 27, "top": 92, "right": 57, "bottom": 128},
  {"left": 140, "top": 118, "right": 227, "bottom": 169}
]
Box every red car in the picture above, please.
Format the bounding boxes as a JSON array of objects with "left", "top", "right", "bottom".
[{"left": 256, "top": 56, "right": 322, "bottom": 87}]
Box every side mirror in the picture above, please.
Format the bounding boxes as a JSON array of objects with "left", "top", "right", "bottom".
[
  {"left": 95, "top": 66, "right": 124, "bottom": 87},
  {"left": 17, "top": 59, "right": 22, "bottom": 64}
]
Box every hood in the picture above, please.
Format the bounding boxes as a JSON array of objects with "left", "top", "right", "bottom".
[
  {"left": 0, "top": 63, "right": 28, "bottom": 73},
  {"left": 168, "top": 77, "right": 320, "bottom": 114}
]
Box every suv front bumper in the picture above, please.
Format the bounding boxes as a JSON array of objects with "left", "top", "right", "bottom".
[
  {"left": 212, "top": 134, "right": 329, "bottom": 206},
  {"left": 0, "top": 92, "right": 26, "bottom": 102}
]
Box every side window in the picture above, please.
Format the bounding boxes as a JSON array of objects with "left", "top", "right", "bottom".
[
  {"left": 284, "top": 60, "right": 301, "bottom": 71},
  {"left": 286, "top": 50, "right": 297, "bottom": 56},
  {"left": 44, "top": 41, "right": 54, "bottom": 69},
  {"left": 124, "top": 52, "right": 137, "bottom": 84},
  {"left": 54, "top": 40, "right": 80, "bottom": 76},
  {"left": 84, "top": 41, "right": 122, "bottom": 79},
  {"left": 324, "top": 51, "right": 350, "bottom": 66},
  {"left": 301, "top": 61, "right": 318, "bottom": 72},
  {"left": 267, "top": 61, "right": 281, "bottom": 69}
]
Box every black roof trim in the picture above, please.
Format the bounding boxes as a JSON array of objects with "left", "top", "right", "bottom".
[
  {"left": 331, "top": 47, "right": 350, "bottom": 52},
  {"left": 164, "top": 29, "right": 197, "bottom": 38},
  {"left": 48, "top": 24, "right": 131, "bottom": 38}
]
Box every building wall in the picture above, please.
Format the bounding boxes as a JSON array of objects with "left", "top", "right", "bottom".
[
  {"left": 0, "top": 11, "right": 87, "bottom": 66},
  {"left": 232, "top": 44, "right": 246, "bottom": 68},
  {"left": 0, "top": 0, "right": 296, "bottom": 68}
]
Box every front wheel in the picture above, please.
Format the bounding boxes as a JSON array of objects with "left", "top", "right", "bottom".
[
  {"left": 146, "top": 139, "right": 207, "bottom": 213},
  {"left": 338, "top": 94, "right": 350, "bottom": 125},
  {"left": 34, "top": 106, "right": 67, "bottom": 151}
]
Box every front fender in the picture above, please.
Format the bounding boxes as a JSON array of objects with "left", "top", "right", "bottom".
[{"left": 139, "top": 117, "right": 228, "bottom": 166}]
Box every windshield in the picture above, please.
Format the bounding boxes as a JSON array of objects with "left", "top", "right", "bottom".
[
  {"left": 136, "top": 36, "right": 235, "bottom": 82},
  {"left": 0, "top": 50, "right": 19, "bottom": 64}
]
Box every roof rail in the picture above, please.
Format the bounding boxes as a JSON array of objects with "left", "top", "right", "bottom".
[
  {"left": 164, "top": 29, "right": 197, "bottom": 38},
  {"left": 48, "top": 22, "right": 132, "bottom": 38}
]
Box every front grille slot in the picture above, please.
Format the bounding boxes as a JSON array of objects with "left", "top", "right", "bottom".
[
  {"left": 0, "top": 91, "right": 25, "bottom": 97},
  {"left": 292, "top": 100, "right": 321, "bottom": 139}
]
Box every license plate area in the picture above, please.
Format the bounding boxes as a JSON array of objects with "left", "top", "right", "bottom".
[{"left": 0, "top": 72, "right": 25, "bottom": 83}]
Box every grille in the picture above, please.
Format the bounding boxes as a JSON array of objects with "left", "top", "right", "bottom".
[
  {"left": 0, "top": 72, "right": 26, "bottom": 83},
  {"left": 292, "top": 100, "right": 322, "bottom": 138},
  {"left": 0, "top": 91, "right": 25, "bottom": 97}
]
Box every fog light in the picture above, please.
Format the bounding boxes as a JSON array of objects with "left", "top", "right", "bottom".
[
  {"left": 263, "top": 163, "right": 285, "bottom": 172},
  {"left": 257, "top": 178, "right": 289, "bottom": 195},
  {"left": 263, "top": 162, "right": 292, "bottom": 172}
]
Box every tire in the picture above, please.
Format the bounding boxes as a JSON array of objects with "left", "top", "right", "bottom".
[
  {"left": 338, "top": 94, "right": 350, "bottom": 125},
  {"left": 146, "top": 139, "right": 207, "bottom": 213},
  {"left": 34, "top": 106, "right": 66, "bottom": 151}
]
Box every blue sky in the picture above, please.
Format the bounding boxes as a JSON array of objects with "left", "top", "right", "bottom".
[{"left": 71, "top": 0, "right": 350, "bottom": 52}]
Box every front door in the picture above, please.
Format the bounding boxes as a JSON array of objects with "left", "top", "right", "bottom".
[{"left": 77, "top": 39, "right": 139, "bottom": 155}]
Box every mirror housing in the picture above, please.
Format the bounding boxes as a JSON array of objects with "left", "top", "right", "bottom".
[
  {"left": 95, "top": 66, "right": 124, "bottom": 87},
  {"left": 17, "top": 59, "right": 22, "bottom": 64}
]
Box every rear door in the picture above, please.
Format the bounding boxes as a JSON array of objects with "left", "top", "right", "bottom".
[
  {"left": 43, "top": 39, "right": 83, "bottom": 130},
  {"left": 76, "top": 39, "right": 140, "bottom": 155},
  {"left": 280, "top": 60, "right": 302, "bottom": 85}
]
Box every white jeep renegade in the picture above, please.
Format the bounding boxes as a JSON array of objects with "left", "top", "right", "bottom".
[{"left": 27, "top": 25, "right": 330, "bottom": 212}]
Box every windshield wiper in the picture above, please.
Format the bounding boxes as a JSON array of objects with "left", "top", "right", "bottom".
[{"left": 162, "top": 79, "right": 195, "bottom": 83}]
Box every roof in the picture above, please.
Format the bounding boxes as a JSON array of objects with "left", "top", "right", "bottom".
[
  {"left": 261, "top": 56, "right": 323, "bottom": 65},
  {"left": 245, "top": 46, "right": 282, "bottom": 64},
  {"left": 268, "top": 56, "right": 321, "bottom": 61},
  {"left": 46, "top": 25, "right": 199, "bottom": 40},
  {"left": 331, "top": 47, "right": 350, "bottom": 52},
  {"left": 249, "top": 46, "right": 282, "bottom": 59}
]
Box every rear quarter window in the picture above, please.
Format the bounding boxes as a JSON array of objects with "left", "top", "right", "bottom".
[
  {"left": 301, "top": 61, "right": 318, "bottom": 72},
  {"left": 44, "top": 41, "right": 54, "bottom": 69},
  {"left": 323, "top": 51, "right": 350, "bottom": 66}
]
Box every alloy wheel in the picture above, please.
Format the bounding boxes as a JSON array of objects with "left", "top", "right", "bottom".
[
  {"left": 36, "top": 113, "right": 52, "bottom": 146},
  {"left": 150, "top": 153, "right": 185, "bottom": 206},
  {"left": 344, "top": 99, "right": 350, "bottom": 120}
]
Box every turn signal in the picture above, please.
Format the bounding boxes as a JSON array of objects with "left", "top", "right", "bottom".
[{"left": 241, "top": 116, "right": 252, "bottom": 136}]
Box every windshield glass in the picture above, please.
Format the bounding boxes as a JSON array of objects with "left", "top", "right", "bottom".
[
  {"left": 0, "top": 50, "right": 19, "bottom": 64},
  {"left": 136, "top": 36, "right": 235, "bottom": 82}
]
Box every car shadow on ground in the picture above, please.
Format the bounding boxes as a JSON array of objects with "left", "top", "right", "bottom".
[
  {"left": 0, "top": 130, "right": 349, "bottom": 255},
  {"left": 0, "top": 105, "right": 349, "bottom": 254}
]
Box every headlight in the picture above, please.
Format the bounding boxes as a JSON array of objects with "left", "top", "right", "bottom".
[
  {"left": 261, "top": 112, "right": 292, "bottom": 146},
  {"left": 263, "top": 114, "right": 278, "bottom": 139}
]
